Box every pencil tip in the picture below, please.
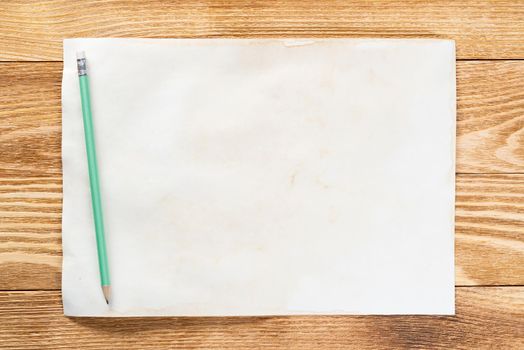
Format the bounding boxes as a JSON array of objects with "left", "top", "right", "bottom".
[{"left": 102, "top": 285, "right": 111, "bottom": 304}]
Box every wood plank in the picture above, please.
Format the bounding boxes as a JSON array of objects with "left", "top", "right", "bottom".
[
  {"left": 0, "top": 63, "right": 62, "bottom": 178},
  {"left": 0, "top": 1, "right": 523, "bottom": 61},
  {"left": 0, "top": 288, "right": 522, "bottom": 349},
  {"left": 457, "top": 61, "right": 524, "bottom": 173},
  {"left": 455, "top": 174, "right": 524, "bottom": 285},
  {"left": 1, "top": 61, "right": 523, "bottom": 175},
  {"left": 1, "top": 175, "right": 522, "bottom": 290},
  {"left": 0, "top": 176, "right": 62, "bottom": 290}
]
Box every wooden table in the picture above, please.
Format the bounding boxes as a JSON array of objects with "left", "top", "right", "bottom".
[{"left": 0, "top": 1, "right": 523, "bottom": 348}]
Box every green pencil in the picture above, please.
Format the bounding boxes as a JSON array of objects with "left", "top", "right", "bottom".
[{"left": 77, "top": 51, "right": 111, "bottom": 304}]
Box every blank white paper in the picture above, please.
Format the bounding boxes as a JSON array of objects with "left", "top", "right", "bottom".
[{"left": 62, "top": 38, "right": 455, "bottom": 316}]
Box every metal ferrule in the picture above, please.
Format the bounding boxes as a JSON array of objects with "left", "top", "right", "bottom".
[{"left": 77, "top": 58, "right": 87, "bottom": 76}]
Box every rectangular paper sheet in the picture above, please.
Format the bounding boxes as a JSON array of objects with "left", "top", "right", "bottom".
[{"left": 62, "top": 38, "right": 456, "bottom": 316}]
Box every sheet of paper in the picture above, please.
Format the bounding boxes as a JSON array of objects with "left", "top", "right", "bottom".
[{"left": 62, "top": 38, "right": 455, "bottom": 316}]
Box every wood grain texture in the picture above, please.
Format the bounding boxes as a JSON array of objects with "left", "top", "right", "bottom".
[
  {"left": 0, "top": 63, "right": 62, "bottom": 289},
  {"left": 0, "top": 63, "right": 62, "bottom": 177},
  {"left": 1, "top": 0, "right": 524, "bottom": 61},
  {"left": 457, "top": 61, "right": 524, "bottom": 173},
  {"left": 455, "top": 174, "right": 524, "bottom": 286},
  {"left": 1, "top": 61, "right": 524, "bottom": 289},
  {"left": 0, "top": 288, "right": 522, "bottom": 349}
]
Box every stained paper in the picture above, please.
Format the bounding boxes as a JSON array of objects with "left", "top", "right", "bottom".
[{"left": 62, "top": 38, "right": 455, "bottom": 316}]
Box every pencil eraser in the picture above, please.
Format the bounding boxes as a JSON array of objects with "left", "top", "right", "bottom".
[{"left": 76, "top": 51, "right": 86, "bottom": 59}]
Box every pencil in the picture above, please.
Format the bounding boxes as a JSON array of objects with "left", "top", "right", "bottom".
[{"left": 76, "top": 51, "right": 111, "bottom": 304}]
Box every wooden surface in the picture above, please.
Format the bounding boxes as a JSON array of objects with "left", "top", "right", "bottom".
[
  {"left": 1, "top": 0, "right": 524, "bottom": 60},
  {"left": 0, "top": 0, "right": 523, "bottom": 348},
  {"left": 1, "top": 288, "right": 522, "bottom": 349}
]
